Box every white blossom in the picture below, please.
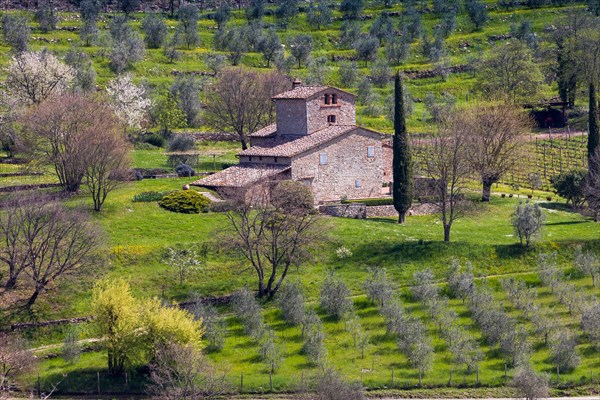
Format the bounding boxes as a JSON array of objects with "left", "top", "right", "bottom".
[
  {"left": 106, "top": 73, "right": 152, "bottom": 130},
  {"left": 4, "top": 50, "right": 75, "bottom": 105}
]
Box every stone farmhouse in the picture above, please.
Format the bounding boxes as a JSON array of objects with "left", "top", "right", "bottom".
[{"left": 192, "top": 82, "right": 391, "bottom": 204}]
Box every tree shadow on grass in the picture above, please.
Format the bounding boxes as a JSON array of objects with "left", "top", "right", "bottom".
[
  {"left": 538, "top": 202, "right": 573, "bottom": 212},
  {"left": 544, "top": 220, "right": 588, "bottom": 226},
  {"left": 42, "top": 366, "right": 146, "bottom": 394}
]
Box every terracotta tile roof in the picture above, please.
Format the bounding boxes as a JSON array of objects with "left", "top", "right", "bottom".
[
  {"left": 238, "top": 125, "right": 358, "bottom": 158},
  {"left": 272, "top": 86, "right": 328, "bottom": 99},
  {"left": 249, "top": 123, "right": 277, "bottom": 138},
  {"left": 190, "top": 164, "right": 291, "bottom": 188}
]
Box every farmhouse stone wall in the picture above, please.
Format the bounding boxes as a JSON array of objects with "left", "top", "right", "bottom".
[
  {"left": 305, "top": 90, "right": 356, "bottom": 134},
  {"left": 276, "top": 99, "right": 308, "bottom": 136},
  {"left": 291, "top": 128, "right": 382, "bottom": 203}
]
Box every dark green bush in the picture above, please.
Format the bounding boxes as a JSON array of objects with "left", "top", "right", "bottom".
[
  {"left": 132, "top": 191, "right": 173, "bottom": 202},
  {"left": 144, "top": 133, "right": 166, "bottom": 148},
  {"left": 550, "top": 169, "right": 587, "bottom": 208},
  {"left": 158, "top": 190, "right": 211, "bottom": 213},
  {"left": 168, "top": 134, "right": 196, "bottom": 152}
]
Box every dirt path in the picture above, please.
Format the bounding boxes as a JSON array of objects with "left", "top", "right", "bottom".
[{"left": 29, "top": 338, "right": 100, "bottom": 354}]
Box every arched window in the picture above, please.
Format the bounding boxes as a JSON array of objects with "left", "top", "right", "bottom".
[
  {"left": 324, "top": 94, "right": 330, "bottom": 105},
  {"left": 331, "top": 93, "right": 337, "bottom": 104}
]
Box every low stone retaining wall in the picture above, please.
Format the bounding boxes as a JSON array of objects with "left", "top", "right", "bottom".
[
  {"left": 367, "top": 203, "right": 439, "bottom": 218},
  {"left": 321, "top": 203, "right": 438, "bottom": 219},
  {"left": 319, "top": 203, "right": 367, "bottom": 219}
]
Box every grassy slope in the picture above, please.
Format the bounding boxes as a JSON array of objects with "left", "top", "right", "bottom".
[
  {"left": 10, "top": 175, "right": 597, "bottom": 394},
  {"left": 2, "top": 1, "right": 600, "bottom": 395},
  {"left": 0, "top": 2, "right": 580, "bottom": 134}
]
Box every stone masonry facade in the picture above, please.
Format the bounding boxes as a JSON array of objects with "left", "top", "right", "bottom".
[{"left": 191, "top": 83, "right": 388, "bottom": 204}]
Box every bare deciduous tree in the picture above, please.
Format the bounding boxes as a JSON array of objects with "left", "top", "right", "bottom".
[
  {"left": 83, "top": 102, "right": 131, "bottom": 211},
  {"left": 425, "top": 113, "right": 472, "bottom": 242},
  {"left": 25, "top": 204, "right": 101, "bottom": 307},
  {"left": 223, "top": 181, "right": 326, "bottom": 299},
  {"left": 460, "top": 104, "right": 531, "bottom": 202},
  {"left": 147, "top": 342, "right": 229, "bottom": 400},
  {"left": 22, "top": 94, "right": 129, "bottom": 203},
  {"left": 0, "top": 197, "right": 102, "bottom": 307},
  {"left": 203, "top": 68, "right": 290, "bottom": 150},
  {"left": 0, "top": 334, "right": 36, "bottom": 394}
]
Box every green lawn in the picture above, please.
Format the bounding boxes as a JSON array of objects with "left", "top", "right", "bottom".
[{"left": 4, "top": 174, "right": 596, "bottom": 394}]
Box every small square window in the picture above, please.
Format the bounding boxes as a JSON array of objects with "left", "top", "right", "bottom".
[
  {"left": 327, "top": 115, "right": 336, "bottom": 124},
  {"left": 319, "top": 153, "right": 328, "bottom": 165},
  {"left": 355, "top": 179, "right": 362, "bottom": 188},
  {"left": 367, "top": 146, "right": 375, "bottom": 158}
]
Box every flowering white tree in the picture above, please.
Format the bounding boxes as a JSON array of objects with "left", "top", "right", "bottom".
[
  {"left": 4, "top": 50, "right": 75, "bottom": 105},
  {"left": 106, "top": 73, "right": 152, "bottom": 131}
]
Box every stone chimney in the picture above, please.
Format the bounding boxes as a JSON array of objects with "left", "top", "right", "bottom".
[{"left": 292, "top": 79, "right": 302, "bottom": 89}]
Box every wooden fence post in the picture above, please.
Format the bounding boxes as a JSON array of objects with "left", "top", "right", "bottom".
[
  {"left": 97, "top": 371, "right": 100, "bottom": 394},
  {"left": 391, "top": 367, "right": 394, "bottom": 387},
  {"left": 240, "top": 372, "right": 244, "bottom": 393},
  {"left": 270, "top": 370, "right": 273, "bottom": 392}
]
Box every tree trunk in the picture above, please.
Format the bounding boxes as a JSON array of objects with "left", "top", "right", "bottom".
[
  {"left": 240, "top": 137, "right": 248, "bottom": 151},
  {"left": 26, "top": 289, "right": 40, "bottom": 308},
  {"left": 4, "top": 275, "right": 17, "bottom": 290},
  {"left": 481, "top": 179, "right": 493, "bottom": 202},
  {"left": 443, "top": 224, "right": 451, "bottom": 242},
  {"left": 398, "top": 211, "right": 406, "bottom": 224}
]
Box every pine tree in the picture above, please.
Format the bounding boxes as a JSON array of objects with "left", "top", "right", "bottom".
[{"left": 392, "top": 72, "right": 413, "bottom": 223}]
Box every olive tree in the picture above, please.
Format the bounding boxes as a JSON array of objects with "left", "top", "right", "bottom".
[
  {"left": 277, "top": 281, "right": 306, "bottom": 326},
  {"left": 320, "top": 272, "right": 352, "bottom": 320},
  {"left": 550, "top": 331, "right": 580, "bottom": 373},
  {"left": 231, "top": 288, "right": 265, "bottom": 340},
  {"left": 512, "top": 365, "right": 549, "bottom": 400},
  {"left": 511, "top": 201, "right": 545, "bottom": 247},
  {"left": 363, "top": 266, "right": 393, "bottom": 307},
  {"left": 573, "top": 247, "right": 600, "bottom": 286}
]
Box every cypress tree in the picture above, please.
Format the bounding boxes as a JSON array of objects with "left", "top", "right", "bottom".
[
  {"left": 588, "top": 82, "right": 599, "bottom": 163},
  {"left": 392, "top": 72, "right": 413, "bottom": 223}
]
